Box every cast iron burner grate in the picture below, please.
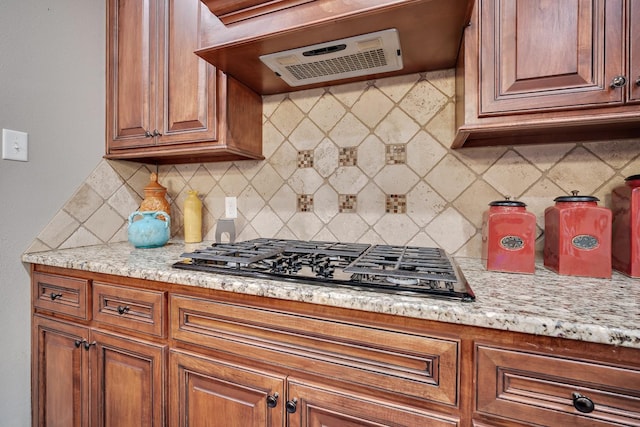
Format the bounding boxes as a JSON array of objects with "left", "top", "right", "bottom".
[{"left": 173, "top": 238, "right": 474, "bottom": 302}]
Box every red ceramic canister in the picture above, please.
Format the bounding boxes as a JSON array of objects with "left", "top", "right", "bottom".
[
  {"left": 482, "top": 198, "right": 536, "bottom": 274},
  {"left": 612, "top": 174, "right": 640, "bottom": 277},
  {"left": 543, "top": 191, "right": 612, "bottom": 278}
]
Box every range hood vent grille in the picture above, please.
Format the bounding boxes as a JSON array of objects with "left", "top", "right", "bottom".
[{"left": 259, "top": 29, "right": 403, "bottom": 87}]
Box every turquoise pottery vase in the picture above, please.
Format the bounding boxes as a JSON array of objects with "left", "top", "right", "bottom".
[{"left": 128, "top": 211, "right": 170, "bottom": 248}]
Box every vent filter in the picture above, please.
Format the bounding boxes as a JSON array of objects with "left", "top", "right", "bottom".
[{"left": 259, "top": 29, "right": 403, "bottom": 87}]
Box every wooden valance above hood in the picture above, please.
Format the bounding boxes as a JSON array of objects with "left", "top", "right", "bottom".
[{"left": 196, "top": 0, "right": 475, "bottom": 95}]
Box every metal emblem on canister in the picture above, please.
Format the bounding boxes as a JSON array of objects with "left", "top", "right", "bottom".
[
  {"left": 500, "top": 236, "right": 524, "bottom": 251},
  {"left": 572, "top": 234, "right": 599, "bottom": 250}
]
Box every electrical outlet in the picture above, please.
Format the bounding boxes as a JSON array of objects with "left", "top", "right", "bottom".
[
  {"left": 2, "top": 128, "right": 28, "bottom": 161},
  {"left": 225, "top": 197, "right": 238, "bottom": 219}
]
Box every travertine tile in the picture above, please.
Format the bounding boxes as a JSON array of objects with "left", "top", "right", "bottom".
[
  {"left": 329, "top": 80, "right": 368, "bottom": 107},
  {"left": 186, "top": 166, "right": 217, "bottom": 196},
  {"left": 314, "top": 139, "right": 339, "bottom": 177},
  {"left": 425, "top": 207, "right": 476, "bottom": 254},
  {"left": 86, "top": 160, "right": 125, "bottom": 199},
  {"left": 454, "top": 180, "right": 503, "bottom": 228},
  {"left": 289, "top": 118, "right": 324, "bottom": 151},
  {"left": 407, "top": 182, "right": 447, "bottom": 227},
  {"left": 269, "top": 141, "right": 299, "bottom": 180},
  {"left": 59, "top": 226, "right": 102, "bottom": 249},
  {"left": 426, "top": 154, "right": 476, "bottom": 202},
  {"left": 289, "top": 87, "right": 324, "bottom": 113},
  {"left": 327, "top": 213, "right": 369, "bottom": 242},
  {"left": 313, "top": 185, "right": 338, "bottom": 223},
  {"left": 308, "top": 93, "right": 347, "bottom": 132},
  {"left": 270, "top": 184, "right": 297, "bottom": 222},
  {"left": 358, "top": 135, "right": 386, "bottom": 178},
  {"left": 452, "top": 145, "right": 507, "bottom": 175},
  {"left": 406, "top": 131, "right": 447, "bottom": 177},
  {"left": 374, "top": 107, "right": 419, "bottom": 145},
  {"left": 547, "top": 146, "right": 615, "bottom": 195},
  {"left": 329, "top": 113, "right": 370, "bottom": 147},
  {"left": 399, "top": 79, "right": 448, "bottom": 126},
  {"left": 238, "top": 186, "right": 266, "bottom": 221},
  {"left": 270, "top": 98, "right": 305, "bottom": 137},
  {"left": 377, "top": 73, "right": 419, "bottom": 102},
  {"left": 108, "top": 185, "right": 141, "bottom": 220},
  {"left": 483, "top": 150, "right": 542, "bottom": 198},
  {"left": 357, "top": 183, "right": 386, "bottom": 226},
  {"left": 520, "top": 178, "right": 569, "bottom": 226},
  {"left": 287, "top": 212, "right": 323, "bottom": 240},
  {"left": 251, "top": 164, "right": 284, "bottom": 201},
  {"left": 65, "top": 184, "right": 104, "bottom": 222},
  {"left": 262, "top": 122, "right": 286, "bottom": 158},
  {"left": 85, "top": 204, "right": 124, "bottom": 242},
  {"left": 584, "top": 139, "right": 640, "bottom": 170},
  {"left": 218, "top": 165, "right": 249, "bottom": 196},
  {"left": 38, "top": 210, "right": 80, "bottom": 248},
  {"left": 251, "top": 206, "right": 284, "bottom": 237},
  {"left": 514, "top": 143, "right": 574, "bottom": 172},
  {"left": 425, "top": 101, "right": 455, "bottom": 145},
  {"left": 424, "top": 68, "right": 455, "bottom": 97},
  {"left": 374, "top": 164, "right": 419, "bottom": 194},
  {"left": 373, "top": 214, "right": 419, "bottom": 245},
  {"left": 289, "top": 168, "right": 324, "bottom": 194},
  {"left": 328, "top": 166, "right": 368, "bottom": 194},
  {"left": 351, "top": 86, "right": 394, "bottom": 128}
]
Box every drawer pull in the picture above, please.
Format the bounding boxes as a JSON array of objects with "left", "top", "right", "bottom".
[
  {"left": 572, "top": 392, "right": 595, "bottom": 413},
  {"left": 50, "top": 292, "right": 63, "bottom": 300},
  {"left": 266, "top": 392, "right": 279, "bottom": 408},
  {"left": 117, "top": 305, "right": 130, "bottom": 315},
  {"left": 74, "top": 339, "right": 85, "bottom": 348},
  {"left": 83, "top": 340, "right": 97, "bottom": 351},
  {"left": 285, "top": 398, "right": 297, "bottom": 414}
]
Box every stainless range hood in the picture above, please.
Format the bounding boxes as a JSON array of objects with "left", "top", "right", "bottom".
[{"left": 196, "top": 0, "right": 474, "bottom": 95}]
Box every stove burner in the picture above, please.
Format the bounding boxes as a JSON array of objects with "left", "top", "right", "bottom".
[{"left": 174, "top": 238, "right": 474, "bottom": 301}]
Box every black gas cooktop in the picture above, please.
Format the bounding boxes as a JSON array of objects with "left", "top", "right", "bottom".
[{"left": 174, "top": 238, "right": 475, "bottom": 302}]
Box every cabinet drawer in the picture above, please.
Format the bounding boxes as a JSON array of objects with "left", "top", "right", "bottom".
[
  {"left": 171, "top": 294, "right": 459, "bottom": 406},
  {"left": 33, "top": 272, "right": 90, "bottom": 320},
  {"left": 476, "top": 345, "right": 640, "bottom": 426},
  {"left": 93, "top": 282, "right": 166, "bottom": 337}
]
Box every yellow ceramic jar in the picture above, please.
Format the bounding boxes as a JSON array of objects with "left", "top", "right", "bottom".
[{"left": 184, "top": 190, "right": 202, "bottom": 243}]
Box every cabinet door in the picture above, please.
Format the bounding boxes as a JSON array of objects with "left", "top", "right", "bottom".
[
  {"left": 629, "top": 0, "right": 640, "bottom": 102},
  {"left": 287, "top": 380, "right": 459, "bottom": 427},
  {"left": 90, "top": 330, "right": 166, "bottom": 427},
  {"left": 479, "top": 0, "right": 624, "bottom": 115},
  {"left": 169, "top": 350, "right": 285, "bottom": 427},
  {"left": 107, "top": 0, "right": 157, "bottom": 148},
  {"left": 32, "top": 316, "right": 89, "bottom": 427},
  {"left": 157, "top": 0, "right": 217, "bottom": 145}
]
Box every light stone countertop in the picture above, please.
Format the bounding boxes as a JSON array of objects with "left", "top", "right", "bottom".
[{"left": 22, "top": 240, "right": 640, "bottom": 349}]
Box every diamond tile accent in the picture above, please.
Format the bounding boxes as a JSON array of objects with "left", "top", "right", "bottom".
[
  {"left": 385, "top": 144, "right": 406, "bottom": 164},
  {"left": 338, "top": 147, "right": 358, "bottom": 166},
  {"left": 297, "top": 150, "right": 314, "bottom": 168},
  {"left": 297, "top": 194, "right": 313, "bottom": 212},
  {"left": 385, "top": 194, "right": 407, "bottom": 213},
  {"left": 338, "top": 194, "right": 357, "bottom": 213}
]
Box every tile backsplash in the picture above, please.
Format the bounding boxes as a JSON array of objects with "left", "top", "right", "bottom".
[{"left": 27, "top": 70, "right": 640, "bottom": 257}]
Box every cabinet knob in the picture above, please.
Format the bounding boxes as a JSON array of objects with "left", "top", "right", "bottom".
[
  {"left": 572, "top": 392, "right": 595, "bottom": 413},
  {"left": 266, "top": 392, "right": 279, "bottom": 408},
  {"left": 117, "top": 305, "right": 130, "bottom": 315},
  {"left": 83, "top": 340, "right": 97, "bottom": 351},
  {"left": 74, "top": 339, "right": 85, "bottom": 348},
  {"left": 610, "top": 75, "right": 627, "bottom": 89},
  {"left": 50, "top": 292, "right": 63, "bottom": 300},
  {"left": 152, "top": 129, "right": 162, "bottom": 137},
  {"left": 635, "top": 77, "right": 640, "bottom": 87},
  {"left": 285, "top": 398, "right": 297, "bottom": 414},
  {"left": 144, "top": 130, "right": 153, "bottom": 138}
]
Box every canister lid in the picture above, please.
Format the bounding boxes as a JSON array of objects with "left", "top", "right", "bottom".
[
  {"left": 489, "top": 196, "right": 526, "bottom": 207},
  {"left": 554, "top": 190, "right": 599, "bottom": 203},
  {"left": 624, "top": 174, "right": 640, "bottom": 182}
]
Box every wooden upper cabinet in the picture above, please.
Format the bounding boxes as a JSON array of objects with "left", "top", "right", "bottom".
[
  {"left": 453, "top": 0, "right": 640, "bottom": 148},
  {"left": 629, "top": 0, "right": 640, "bottom": 102},
  {"left": 202, "top": 0, "right": 315, "bottom": 24},
  {"left": 479, "top": 0, "right": 624, "bottom": 115},
  {"left": 106, "top": 0, "right": 263, "bottom": 164}
]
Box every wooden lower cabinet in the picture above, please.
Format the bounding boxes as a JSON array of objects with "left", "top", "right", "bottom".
[
  {"left": 32, "top": 315, "right": 166, "bottom": 427},
  {"left": 287, "top": 380, "right": 459, "bottom": 427},
  {"left": 169, "top": 350, "right": 285, "bottom": 426},
  {"left": 30, "top": 265, "right": 640, "bottom": 427}
]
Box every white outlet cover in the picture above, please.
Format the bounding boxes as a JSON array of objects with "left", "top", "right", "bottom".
[
  {"left": 225, "top": 197, "right": 238, "bottom": 219},
  {"left": 2, "top": 128, "right": 28, "bottom": 161}
]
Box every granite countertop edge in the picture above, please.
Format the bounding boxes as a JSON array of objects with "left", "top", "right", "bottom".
[{"left": 22, "top": 241, "right": 640, "bottom": 350}]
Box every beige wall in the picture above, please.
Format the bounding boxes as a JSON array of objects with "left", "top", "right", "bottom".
[
  {"left": 0, "top": 1, "right": 105, "bottom": 425},
  {"left": 29, "top": 71, "right": 640, "bottom": 258}
]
